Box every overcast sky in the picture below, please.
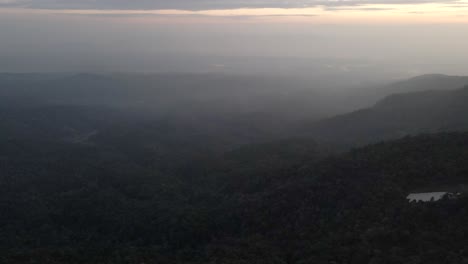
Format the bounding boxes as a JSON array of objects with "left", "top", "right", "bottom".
[{"left": 1, "top": 0, "right": 468, "bottom": 77}]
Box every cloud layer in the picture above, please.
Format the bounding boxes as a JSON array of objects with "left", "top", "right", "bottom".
[{"left": 0, "top": 0, "right": 462, "bottom": 10}]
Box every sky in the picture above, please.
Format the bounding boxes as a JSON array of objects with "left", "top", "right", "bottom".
[{"left": 1, "top": 0, "right": 468, "bottom": 77}]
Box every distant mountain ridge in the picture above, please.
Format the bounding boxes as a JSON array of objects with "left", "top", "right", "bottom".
[
  {"left": 317, "top": 73, "right": 468, "bottom": 113},
  {"left": 380, "top": 74, "right": 468, "bottom": 94},
  {"left": 308, "top": 80, "right": 468, "bottom": 146}
]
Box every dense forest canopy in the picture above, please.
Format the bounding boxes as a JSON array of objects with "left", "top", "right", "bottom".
[{"left": 1, "top": 73, "right": 468, "bottom": 263}]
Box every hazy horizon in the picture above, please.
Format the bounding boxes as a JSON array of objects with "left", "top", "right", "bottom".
[{"left": 2, "top": 0, "right": 468, "bottom": 79}]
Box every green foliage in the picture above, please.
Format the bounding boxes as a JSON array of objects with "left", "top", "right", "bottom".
[{"left": 3, "top": 124, "right": 468, "bottom": 263}]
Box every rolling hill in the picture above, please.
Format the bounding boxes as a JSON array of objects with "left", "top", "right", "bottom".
[{"left": 308, "top": 84, "right": 468, "bottom": 147}]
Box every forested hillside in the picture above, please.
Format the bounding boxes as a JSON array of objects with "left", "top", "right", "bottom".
[
  {"left": 3, "top": 128, "right": 468, "bottom": 263},
  {"left": 2, "top": 73, "right": 468, "bottom": 263}
]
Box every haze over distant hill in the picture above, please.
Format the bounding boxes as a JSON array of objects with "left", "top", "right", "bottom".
[
  {"left": 2, "top": 72, "right": 468, "bottom": 114},
  {"left": 308, "top": 82, "right": 468, "bottom": 147},
  {"left": 335, "top": 74, "right": 468, "bottom": 111},
  {"left": 0, "top": 72, "right": 339, "bottom": 119},
  {"left": 388, "top": 74, "right": 468, "bottom": 92},
  {"left": 3, "top": 72, "right": 468, "bottom": 149}
]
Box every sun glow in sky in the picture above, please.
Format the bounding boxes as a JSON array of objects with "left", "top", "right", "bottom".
[{"left": 2, "top": 1, "right": 468, "bottom": 23}]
